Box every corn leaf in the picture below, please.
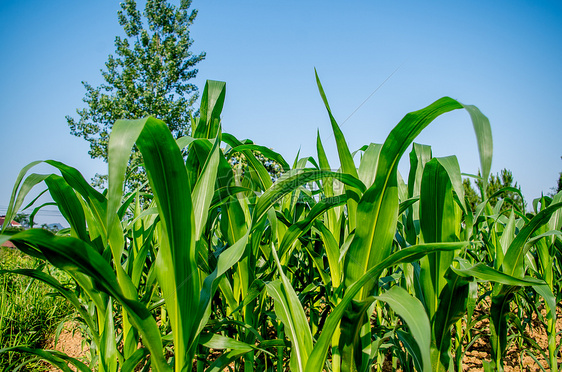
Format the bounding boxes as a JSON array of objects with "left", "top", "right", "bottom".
[{"left": 376, "top": 286, "right": 432, "bottom": 372}]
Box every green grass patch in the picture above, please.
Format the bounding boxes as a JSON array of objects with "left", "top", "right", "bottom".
[{"left": 0, "top": 246, "right": 75, "bottom": 371}]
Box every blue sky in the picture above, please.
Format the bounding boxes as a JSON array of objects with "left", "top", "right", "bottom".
[{"left": 1, "top": 0, "right": 561, "bottom": 225}]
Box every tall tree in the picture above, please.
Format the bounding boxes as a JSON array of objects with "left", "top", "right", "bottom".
[
  {"left": 67, "top": 0, "right": 205, "bottom": 189},
  {"left": 463, "top": 168, "right": 526, "bottom": 213}
]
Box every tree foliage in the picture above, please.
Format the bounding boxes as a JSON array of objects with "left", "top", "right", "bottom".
[
  {"left": 67, "top": 0, "right": 205, "bottom": 189},
  {"left": 463, "top": 168, "right": 526, "bottom": 213},
  {"left": 13, "top": 213, "right": 31, "bottom": 228}
]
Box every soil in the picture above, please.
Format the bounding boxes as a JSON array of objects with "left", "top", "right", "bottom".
[
  {"left": 461, "top": 305, "right": 562, "bottom": 372},
  {"left": 44, "top": 322, "right": 87, "bottom": 372}
]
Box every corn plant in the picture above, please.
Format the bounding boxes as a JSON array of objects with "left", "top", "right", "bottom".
[{"left": 2, "top": 75, "right": 561, "bottom": 371}]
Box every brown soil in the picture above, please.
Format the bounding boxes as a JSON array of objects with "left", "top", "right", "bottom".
[
  {"left": 44, "top": 322, "right": 87, "bottom": 372},
  {"left": 462, "top": 305, "right": 562, "bottom": 372}
]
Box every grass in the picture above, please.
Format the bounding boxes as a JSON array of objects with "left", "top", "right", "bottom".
[{"left": 0, "top": 245, "right": 75, "bottom": 371}]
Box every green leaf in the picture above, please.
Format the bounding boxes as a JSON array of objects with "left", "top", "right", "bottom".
[
  {"left": 252, "top": 169, "right": 365, "bottom": 228},
  {"left": 306, "top": 242, "right": 466, "bottom": 372},
  {"left": 357, "top": 143, "right": 383, "bottom": 189},
  {"left": 107, "top": 118, "right": 146, "bottom": 237},
  {"left": 0, "top": 346, "right": 91, "bottom": 372},
  {"left": 376, "top": 286, "right": 432, "bottom": 372},
  {"left": 314, "top": 69, "right": 358, "bottom": 180},
  {"left": 315, "top": 69, "right": 360, "bottom": 230},
  {"left": 267, "top": 245, "right": 314, "bottom": 372},
  {"left": 121, "top": 348, "right": 150, "bottom": 372},
  {"left": 431, "top": 269, "right": 473, "bottom": 371},
  {"left": 2, "top": 161, "right": 43, "bottom": 233},
  {"left": 194, "top": 80, "right": 226, "bottom": 139},
  {"left": 134, "top": 117, "right": 198, "bottom": 370},
  {"left": 100, "top": 298, "right": 118, "bottom": 372},
  {"left": 503, "top": 202, "right": 562, "bottom": 278},
  {"left": 192, "top": 136, "right": 221, "bottom": 240},
  {"left": 345, "top": 97, "right": 464, "bottom": 300},
  {"left": 222, "top": 132, "right": 275, "bottom": 191},
  {"left": 317, "top": 221, "right": 343, "bottom": 288},
  {"left": 44, "top": 174, "right": 88, "bottom": 241},
  {"left": 452, "top": 260, "right": 545, "bottom": 286},
  {"left": 419, "top": 157, "right": 461, "bottom": 318},
  {"left": 199, "top": 333, "right": 256, "bottom": 353},
  {"left": 278, "top": 194, "right": 348, "bottom": 260},
  {"left": 462, "top": 104, "right": 493, "bottom": 194},
  {"left": 193, "top": 229, "right": 250, "bottom": 342},
  {"left": 8, "top": 229, "right": 169, "bottom": 372}
]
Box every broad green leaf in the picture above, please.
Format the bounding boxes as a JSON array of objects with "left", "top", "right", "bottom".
[
  {"left": 193, "top": 229, "right": 250, "bottom": 340},
  {"left": 431, "top": 269, "right": 473, "bottom": 371},
  {"left": 306, "top": 242, "right": 466, "bottom": 372},
  {"left": 8, "top": 229, "right": 169, "bottom": 372},
  {"left": 2, "top": 161, "right": 42, "bottom": 233},
  {"left": 534, "top": 284, "right": 557, "bottom": 321},
  {"left": 317, "top": 221, "right": 343, "bottom": 288},
  {"left": 405, "top": 143, "right": 432, "bottom": 244},
  {"left": 45, "top": 160, "right": 107, "bottom": 223},
  {"left": 267, "top": 245, "right": 314, "bottom": 372},
  {"left": 199, "top": 333, "right": 256, "bottom": 353},
  {"left": 452, "top": 259, "right": 545, "bottom": 286},
  {"left": 205, "top": 350, "right": 253, "bottom": 372},
  {"left": 316, "top": 131, "right": 342, "bottom": 239},
  {"left": 503, "top": 202, "right": 562, "bottom": 278},
  {"left": 408, "top": 143, "right": 432, "bottom": 200},
  {"left": 357, "top": 143, "right": 383, "bottom": 189},
  {"left": 376, "top": 286, "right": 432, "bottom": 372},
  {"left": 194, "top": 80, "right": 226, "bottom": 139},
  {"left": 44, "top": 174, "right": 88, "bottom": 241},
  {"left": 315, "top": 69, "right": 360, "bottom": 230},
  {"left": 3, "top": 159, "right": 107, "bottom": 236},
  {"left": 0, "top": 346, "right": 91, "bottom": 372},
  {"left": 176, "top": 135, "right": 196, "bottom": 150},
  {"left": 497, "top": 210, "right": 516, "bottom": 268},
  {"left": 462, "top": 104, "right": 493, "bottom": 195},
  {"left": 222, "top": 132, "right": 274, "bottom": 191},
  {"left": 252, "top": 169, "right": 365, "bottom": 228},
  {"left": 345, "top": 97, "right": 464, "bottom": 300},
  {"left": 266, "top": 280, "right": 311, "bottom": 372},
  {"left": 434, "top": 156, "right": 466, "bottom": 213},
  {"left": 192, "top": 136, "right": 221, "bottom": 240},
  {"left": 549, "top": 191, "right": 562, "bottom": 231},
  {"left": 121, "top": 348, "right": 150, "bottom": 372},
  {"left": 134, "top": 117, "right": 198, "bottom": 370},
  {"left": 278, "top": 194, "right": 348, "bottom": 261},
  {"left": 100, "top": 298, "right": 118, "bottom": 372},
  {"left": 419, "top": 157, "right": 461, "bottom": 318},
  {"left": 107, "top": 118, "right": 146, "bottom": 237}
]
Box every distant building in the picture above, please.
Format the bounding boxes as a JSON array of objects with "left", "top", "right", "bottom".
[
  {"left": 0, "top": 215, "right": 20, "bottom": 248},
  {"left": 0, "top": 215, "right": 21, "bottom": 229}
]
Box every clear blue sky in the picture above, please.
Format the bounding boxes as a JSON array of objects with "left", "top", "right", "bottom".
[{"left": 1, "top": 0, "right": 561, "bottom": 225}]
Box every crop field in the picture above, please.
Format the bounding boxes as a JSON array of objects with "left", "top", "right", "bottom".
[{"left": 1, "top": 77, "right": 561, "bottom": 372}]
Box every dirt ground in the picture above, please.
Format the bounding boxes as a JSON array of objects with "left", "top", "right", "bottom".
[
  {"left": 461, "top": 305, "right": 562, "bottom": 372},
  {"left": 44, "top": 322, "right": 87, "bottom": 372}
]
